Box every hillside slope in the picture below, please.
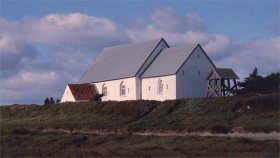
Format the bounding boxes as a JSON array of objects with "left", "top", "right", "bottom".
[{"left": 1, "top": 93, "right": 279, "bottom": 132}]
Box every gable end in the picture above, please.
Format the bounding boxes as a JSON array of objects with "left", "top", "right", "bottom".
[{"left": 175, "top": 44, "right": 216, "bottom": 75}]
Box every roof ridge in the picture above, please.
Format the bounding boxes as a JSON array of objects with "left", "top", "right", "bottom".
[
  {"left": 164, "top": 43, "right": 198, "bottom": 50},
  {"left": 68, "top": 83, "right": 90, "bottom": 86},
  {"left": 104, "top": 38, "right": 163, "bottom": 50},
  {"left": 214, "top": 68, "right": 233, "bottom": 70}
]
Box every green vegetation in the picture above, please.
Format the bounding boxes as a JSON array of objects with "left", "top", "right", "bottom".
[
  {"left": 1, "top": 130, "right": 279, "bottom": 157},
  {"left": 237, "top": 68, "right": 279, "bottom": 95},
  {"left": 1, "top": 93, "right": 279, "bottom": 132},
  {"left": 1, "top": 93, "right": 279, "bottom": 157}
]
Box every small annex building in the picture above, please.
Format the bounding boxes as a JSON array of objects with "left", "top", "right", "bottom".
[
  {"left": 206, "top": 68, "right": 239, "bottom": 97},
  {"left": 61, "top": 84, "right": 98, "bottom": 102},
  {"left": 60, "top": 38, "right": 218, "bottom": 102}
]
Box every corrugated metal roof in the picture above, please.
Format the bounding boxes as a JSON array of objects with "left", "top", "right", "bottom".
[
  {"left": 68, "top": 84, "right": 98, "bottom": 101},
  {"left": 141, "top": 44, "right": 198, "bottom": 78},
  {"left": 79, "top": 38, "right": 163, "bottom": 83},
  {"left": 207, "top": 68, "right": 239, "bottom": 80}
]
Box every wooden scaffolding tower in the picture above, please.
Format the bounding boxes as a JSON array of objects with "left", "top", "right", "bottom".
[{"left": 206, "top": 68, "right": 239, "bottom": 98}]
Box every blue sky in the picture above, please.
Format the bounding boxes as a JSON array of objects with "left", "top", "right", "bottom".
[{"left": 0, "top": 0, "right": 279, "bottom": 105}]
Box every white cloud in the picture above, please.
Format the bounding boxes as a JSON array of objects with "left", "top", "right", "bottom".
[
  {"left": 0, "top": 34, "right": 37, "bottom": 72},
  {"left": 126, "top": 7, "right": 231, "bottom": 58},
  {"left": 0, "top": 13, "right": 126, "bottom": 77},
  {"left": 0, "top": 71, "right": 66, "bottom": 104},
  {"left": 0, "top": 34, "right": 16, "bottom": 53},
  {"left": 203, "top": 35, "right": 230, "bottom": 56},
  {"left": 215, "top": 37, "right": 280, "bottom": 80},
  {"left": 1, "top": 13, "right": 120, "bottom": 45},
  {"left": 2, "top": 71, "right": 60, "bottom": 90},
  {"left": 150, "top": 7, "right": 205, "bottom": 32}
]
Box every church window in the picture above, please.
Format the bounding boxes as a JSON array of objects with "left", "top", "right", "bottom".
[
  {"left": 120, "top": 81, "right": 126, "bottom": 96},
  {"left": 158, "top": 79, "right": 163, "bottom": 94},
  {"left": 102, "top": 84, "right": 107, "bottom": 96}
]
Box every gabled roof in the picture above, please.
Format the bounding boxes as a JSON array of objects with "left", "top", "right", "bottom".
[
  {"left": 206, "top": 68, "right": 239, "bottom": 80},
  {"left": 79, "top": 38, "right": 165, "bottom": 83},
  {"left": 141, "top": 44, "right": 199, "bottom": 78},
  {"left": 68, "top": 84, "right": 98, "bottom": 101}
]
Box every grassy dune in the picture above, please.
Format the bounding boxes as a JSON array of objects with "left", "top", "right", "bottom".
[
  {"left": 1, "top": 93, "right": 279, "bottom": 157},
  {"left": 1, "top": 93, "right": 279, "bottom": 132}
]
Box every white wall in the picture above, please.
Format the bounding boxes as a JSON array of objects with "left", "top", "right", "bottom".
[
  {"left": 142, "top": 75, "right": 176, "bottom": 101},
  {"left": 93, "top": 77, "right": 137, "bottom": 101},
  {"left": 61, "top": 85, "right": 76, "bottom": 102},
  {"left": 176, "top": 46, "right": 215, "bottom": 98}
]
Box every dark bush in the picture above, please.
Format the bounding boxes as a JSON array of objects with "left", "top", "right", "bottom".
[
  {"left": 12, "top": 128, "right": 30, "bottom": 135},
  {"left": 91, "top": 94, "right": 104, "bottom": 102},
  {"left": 244, "top": 94, "right": 279, "bottom": 112},
  {"left": 210, "top": 125, "right": 229, "bottom": 134},
  {"left": 231, "top": 101, "right": 243, "bottom": 113},
  {"left": 236, "top": 67, "right": 279, "bottom": 95}
]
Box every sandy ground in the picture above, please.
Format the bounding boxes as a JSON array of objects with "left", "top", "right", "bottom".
[
  {"left": 35, "top": 128, "right": 280, "bottom": 140},
  {"left": 134, "top": 131, "right": 280, "bottom": 140}
]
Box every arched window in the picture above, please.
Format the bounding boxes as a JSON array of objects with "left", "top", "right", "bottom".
[
  {"left": 120, "top": 81, "right": 126, "bottom": 96},
  {"left": 102, "top": 83, "right": 107, "bottom": 96},
  {"left": 158, "top": 79, "right": 163, "bottom": 94}
]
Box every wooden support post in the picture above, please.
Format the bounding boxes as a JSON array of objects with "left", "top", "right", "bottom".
[
  {"left": 219, "top": 79, "right": 222, "bottom": 97},
  {"left": 222, "top": 79, "right": 225, "bottom": 97},
  {"left": 233, "top": 79, "right": 237, "bottom": 95},
  {"left": 227, "top": 79, "right": 231, "bottom": 96}
]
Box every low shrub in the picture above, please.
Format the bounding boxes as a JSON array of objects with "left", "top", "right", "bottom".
[{"left": 12, "top": 128, "right": 30, "bottom": 135}]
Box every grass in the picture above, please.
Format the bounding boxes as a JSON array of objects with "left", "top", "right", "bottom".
[
  {"left": 0, "top": 93, "right": 279, "bottom": 157},
  {"left": 0, "top": 93, "right": 279, "bottom": 132},
  {"left": 0, "top": 130, "right": 279, "bottom": 157}
]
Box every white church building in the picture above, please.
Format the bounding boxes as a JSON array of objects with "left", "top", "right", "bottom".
[{"left": 62, "top": 38, "right": 216, "bottom": 102}]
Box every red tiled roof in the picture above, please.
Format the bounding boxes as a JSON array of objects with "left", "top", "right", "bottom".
[{"left": 68, "top": 84, "right": 98, "bottom": 101}]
